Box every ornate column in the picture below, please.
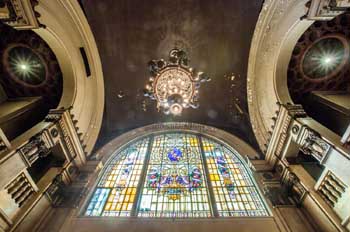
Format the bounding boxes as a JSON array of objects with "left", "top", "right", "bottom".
[
  {"left": 45, "top": 108, "right": 87, "bottom": 168},
  {"left": 265, "top": 103, "right": 306, "bottom": 166}
]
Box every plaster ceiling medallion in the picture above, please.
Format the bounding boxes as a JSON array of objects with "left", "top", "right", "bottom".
[{"left": 143, "top": 48, "right": 210, "bottom": 116}]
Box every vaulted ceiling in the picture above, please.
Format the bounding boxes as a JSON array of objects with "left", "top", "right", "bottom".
[{"left": 80, "top": 0, "right": 264, "bottom": 150}]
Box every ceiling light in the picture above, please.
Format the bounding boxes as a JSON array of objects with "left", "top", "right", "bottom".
[
  {"left": 19, "top": 63, "right": 28, "bottom": 70},
  {"left": 322, "top": 56, "right": 334, "bottom": 66},
  {"left": 144, "top": 48, "right": 210, "bottom": 116}
]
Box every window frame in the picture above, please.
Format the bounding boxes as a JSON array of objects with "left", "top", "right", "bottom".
[{"left": 81, "top": 130, "right": 271, "bottom": 218}]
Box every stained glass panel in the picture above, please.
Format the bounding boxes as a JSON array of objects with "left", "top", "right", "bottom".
[
  {"left": 85, "top": 132, "right": 269, "bottom": 218},
  {"left": 138, "top": 134, "right": 211, "bottom": 217},
  {"left": 202, "top": 138, "right": 268, "bottom": 216},
  {"left": 85, "top": 138, "right": 149, "bottom": 216}
]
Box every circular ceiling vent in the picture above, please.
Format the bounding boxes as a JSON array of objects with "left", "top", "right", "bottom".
[
  {"left": 3, "top": 44, "right": 48, "bottom": 87},
  {"left": 300, "top": 34, "right": 349, "bottom": 82}
]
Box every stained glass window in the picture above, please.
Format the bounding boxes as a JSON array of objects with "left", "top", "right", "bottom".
[
  {"left": 85, "top": 138, "right": 149, "bottom": 216},
  {"left": 202, "top": 138, "right": 268, "bottom": 217},
  {"left": 138, "top": 134, "right": 211, "bottom": 217},
  {"left": 85, "top": 133, "right": 269, "bottom": 218}
]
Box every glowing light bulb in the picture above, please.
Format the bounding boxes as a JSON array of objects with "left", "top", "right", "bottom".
[
  {"left": 322, "top": 56, "right": 334, "bottom": 66},
  {"left": 19, "top": 64, "right": 28, "bottom": 70},
  {"left": 170, "top": 103, "right": 182, "bottom": 115}
]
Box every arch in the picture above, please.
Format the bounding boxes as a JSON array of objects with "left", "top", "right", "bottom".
[
  {"left": 247, "top": 0, "right": 314, "bottom": 150},
  {"left": 31, "top": 0, "right": 104, "bottom": 155},
  {"left": 83, "top": 123, "right": 270, "bottom": 218}
]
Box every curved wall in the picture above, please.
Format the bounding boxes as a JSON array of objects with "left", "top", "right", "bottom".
[
  {"left": 32, "top": 0, "right": 104, "bottom": 154},
  {"left": 247, "top": 0, "right": 313, "bottom": 150}
]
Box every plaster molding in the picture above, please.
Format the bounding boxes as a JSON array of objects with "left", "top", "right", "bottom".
[
  {"left": 33, "top": 0, "right": 104, "bottom": 155},
  {"left": 247, "top": 0, "right": 313, "bottom": 151}
]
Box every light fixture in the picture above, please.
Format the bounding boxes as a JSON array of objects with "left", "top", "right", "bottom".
[
  {"left": 321, "top": 55, "right": 334, "bottom": 66},
  {"left": 301, "top": 36, "right": 348, "bottom": 81},
  {"left": 19, "top": 63, "right": 28, "bottom": 70},
  {"left": 5, "top": 45, "right": 47, "bottom": 86},
  {"left": 143, "top": 48, "right": 210, "bottom": 116}
]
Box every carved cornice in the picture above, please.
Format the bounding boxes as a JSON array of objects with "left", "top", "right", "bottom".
[
  {"left": 265, "top": 104, "right": 306, "bottom": 165},
  {"left": 0, "top": 0, "right": 40, "bottom": 29},
  {"left": 306, "top": 0, "right": 350, "bottom": 20},
  {"left": 48, "top": 109, "right": 86, "bottom": 167}
]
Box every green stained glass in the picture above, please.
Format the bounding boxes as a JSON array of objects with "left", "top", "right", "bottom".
[
  {"left": 85, "top": 133, "right": 269, "bottom": 218},
  {"left": 138, "top": 133, "right": 211, "bottom": 217},
  {"left": 85, "top": 138, "right": 149, "bottom": 216},
  {"left": 202, "top": 138, "right": 268, "bottom": 216}
]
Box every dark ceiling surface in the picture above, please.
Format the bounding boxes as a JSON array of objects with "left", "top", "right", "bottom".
[{"left": 80, "top": 0, "right": 263, "bottom": 151}]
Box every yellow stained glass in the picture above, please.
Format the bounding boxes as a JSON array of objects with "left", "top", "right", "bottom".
[
  {"left": 210, "top": 174, "right": 220, "bottom": 181},
  {"left": 85, "top": 133, "right": 269, "bottom": 218}
]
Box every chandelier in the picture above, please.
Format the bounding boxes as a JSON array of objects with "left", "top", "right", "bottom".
[{"left": 143, "top": 48, "right": 210, "bottom": 116}]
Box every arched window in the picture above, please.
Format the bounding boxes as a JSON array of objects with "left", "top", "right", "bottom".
[{"left": 85, "top": 133, "right": 269, "bottom": 218}]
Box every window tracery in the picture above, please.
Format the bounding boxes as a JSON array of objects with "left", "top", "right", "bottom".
[{"left": 85, "top": 133, "right": 269, "bottom": 218}]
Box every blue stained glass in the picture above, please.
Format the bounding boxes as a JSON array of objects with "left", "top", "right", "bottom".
[
  {"left": 167, "top": 147, "right": 182, "bottom": 162},
  {"left": 202, "top": 138, "right": 268, "bottom": 217},
  {"left": 138, "top": 134, "right": 211, "bottom": 217},
  {"left": 85, "top": 133, "right": 269, "bottom": 218},
  {"left": 85, "top": 188, "right": 110, "bottom": 216}
]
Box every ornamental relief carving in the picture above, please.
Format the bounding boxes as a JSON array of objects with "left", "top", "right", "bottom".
[
  {"left": 0, "top": 0, "right": 40, "bottom": 29},
  {"left": 300, "top": 129, "right": 330, "bottom": 162},
  {"left": 19, "top": 132, "right": 51, "bottom": 165}
]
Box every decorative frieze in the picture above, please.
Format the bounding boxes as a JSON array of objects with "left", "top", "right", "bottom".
[{"left": 318, "top": 171, "right": 347, "bottom": 207}]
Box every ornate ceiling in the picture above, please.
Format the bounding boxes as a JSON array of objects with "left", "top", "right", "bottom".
[
  {"left": 0, "top": 22, "right": 63, "bottom": 110},
  {"left": 288, "top": 13, "right": 350, "bottom": 103},
  {"left": 80, "top": 0, "right": 264, "bottom": 151}
]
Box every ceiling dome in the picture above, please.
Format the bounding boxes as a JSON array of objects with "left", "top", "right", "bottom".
[
  {"left": 300, "top": 35, "right": 349, "bottom": 82},
  {"left": 0, "top": 22, "right": 63, "bottom": 109},
  {"left": 287, "top": 13, "right": 350, "bottom": 103},
  {"left": 4, "top": 44, "right": 48, "bottom": 87}
]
